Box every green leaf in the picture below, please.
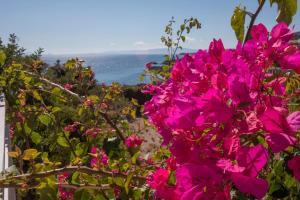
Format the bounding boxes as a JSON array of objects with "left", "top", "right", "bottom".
[
  {"left": 36, "top": 186, "right": 57, "bottom": 200},
  {"left": 87, "top": 95, "right": 99, "bottom": 102},
  {"left": 131, "top": 151, "right": 140, "bottom": 165},
  {"left": 74, "top": 189, "right": 92, "bottom": 200},
  {"left": 38, "top": 114, "right": 51, "bottom": 126},
  {"left": 64, "top": 59, "right": 76, "bottom": 70},
  {"left": 57, "top": 136, "right": 70, "bottom": 148},
  {"left": 32, "top": 90, "right": 42, "bottom": 101},
  {"left": 8, "top": 151, "right": 20, "bottom": 158},
  {"left": 168, "top": 170, "right": 176, "bottom": 186},
  {"left": 81, "top": 173, "right": 98, "bottom": 184},
  {"left": 180, "top": 24, "right": 185, "bottom": 31},
  {"left": 75, "top": 143, "right": 88, "bottom": 156},
  {"left": 0, "top": 51, "right": 6, "bottom": 66},
  {"left": 181, "top": 36, "right": 186, "bottom": 42},
  {"left": 133, "top": 188, "right": 143, "bottom": 200},
  {"left": 51, "top": 107, "right": 61, "bottom": 113},
  {"left": 113, "top": 177, "right": 124, "bottom": 187},
  {"left": 71, "top": 172, "right": 80, "bottom": 184},
  {"left": 231, "top": 6, "right": 246, "bottom": 42},
  {"left": 23, "top": 149, "right": 40, "bottom": 160},
  {"left": 23, "top": 123, "right": 32, "bottom": 135},
  {"left": 270, "top": 0, "right": 297, "bottom": 24},
  {"left": 31, "top": 131, "right": 42, "bottom": 144},
  {"left": 125, "top": 172, "right": 133, "bottom": 194}
]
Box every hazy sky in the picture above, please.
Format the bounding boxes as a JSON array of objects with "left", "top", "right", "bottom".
[{"left": 0, "top": 0, "right": 299, "bottom": 54}]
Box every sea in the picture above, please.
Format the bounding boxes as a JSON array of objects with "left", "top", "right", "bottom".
[{"left": 42, "top": 54, "right": 165, "bottom": 85}]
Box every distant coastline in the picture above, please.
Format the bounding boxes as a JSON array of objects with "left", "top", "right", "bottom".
[{"left": 42, "top": 48, "right": 197, "bottom": 85}]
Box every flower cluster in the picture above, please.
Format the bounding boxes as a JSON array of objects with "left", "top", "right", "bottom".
[
  {"left": 58, "top": 172, "right": 74, "bottom": 200},
  {"left": 124, "top": 134, "right": 143, "bottom": 148},
  {"left": 145, "top": 23, "right": 300, "bottom": 199},
  {"left": 90, "top": 147, "right": 109, "bottom": 169},
  {"left": 63, "top": 83, "right": 74, "bottom": 90},
  {"left": 63, "top": 122, "right": 80, "bottom": 133},
  {"left": 85, "top": 127, "right": 102, "bottom": 138}
]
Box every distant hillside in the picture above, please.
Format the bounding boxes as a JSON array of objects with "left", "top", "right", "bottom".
[
  {"left": 43, "top": 48, "right": 197, "bottom": 58},
  {"left": 101, "top": 48, "right": 197, "bottom": 55}
]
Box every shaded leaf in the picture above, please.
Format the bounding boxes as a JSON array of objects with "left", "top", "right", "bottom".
[
  {"left": 38, "top": 114, "right": 51, "bottom": 126},
  {"left": 270, "top": 0, "right": 297, "bottom": 25},
  {"left": 32, "top": 90, "right": 42, "bottom": 101},
  {"left": 57, "top": 136, "right": 70, "bottom": 148},
  {"left": 31, "top": 131, "right": 42, "bottom": 144},
  {"left": 125, "top": 172, "right": 134, "bottom": 194}
]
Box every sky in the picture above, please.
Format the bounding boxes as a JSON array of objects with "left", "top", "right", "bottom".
[{"left": 0, "top": 0, "right": 299, "bottom": 54}]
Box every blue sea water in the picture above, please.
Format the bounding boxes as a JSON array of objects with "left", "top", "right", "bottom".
[{"left": 43, "top": 54, "right": 165, "bottom": 85}]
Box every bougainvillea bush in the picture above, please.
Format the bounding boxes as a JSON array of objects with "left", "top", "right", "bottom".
[{"left": 145, "top": 23, "right": 300, "bottom": 199}]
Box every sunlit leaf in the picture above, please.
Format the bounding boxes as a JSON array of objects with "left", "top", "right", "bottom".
[
  {"left": 0, "top": 51, "right": 6, "bottom": 66},
  {"left": 31, "top": 131, "right": 42, "bottom": 144},
  {"left": 38, "top": 114, "right": 51, "bottom": 126},
  {"left": 231, "top": 6, "right": 246, "bottom": 42},
  {"left": 22, "top": 149, "right": 40, "bottom": 160}
]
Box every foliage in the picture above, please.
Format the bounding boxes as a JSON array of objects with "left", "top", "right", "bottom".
[
  {"left": 0, "top": 1, "right": 299, "bottom": 200},
  {"left": 0, "top": 38, "right": 154, "bottom": 199}
]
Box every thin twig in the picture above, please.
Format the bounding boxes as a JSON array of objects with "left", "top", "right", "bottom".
[
  {"left": 58, "top": 183, "right": 111, "bottom": 191},
  {"left": 17, "top": 69, "right": 82, "bottom": 102},
  {"left": 243, "top": 0, "right": 266, "bottom": 44},
  {"left": 0, "top": 166, "right": 146, "bottom": 184}
]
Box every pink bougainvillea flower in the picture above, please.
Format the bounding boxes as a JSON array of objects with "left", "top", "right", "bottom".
[
  {"left": 270, "top": 22, "right": 294, "bottom": 42},
  {"left": 216, "top": 159, "right": 245, "bottom": 173},
  {"left": 287, "top": 111, "right": 300, "bottom": 132},
  {"left": 144, "top": 22, "right": 300, "bottom": 199},
  {"left": 89, "top": 147, "right": 108, "bottom": 168},
  {"left": 63, "top": 122, "right": 79, "bottom": 133},
  {"left": 288, "top": 156, "right": 300, "bottom": 181},
  {"left": 265, "top": 132, "right": 297, "bottom": 153},
  {"left": 63, "top": 83, "right": 73, "bottom": 90},
  {"left": 223, "top": 134, "right": 240, "bottom": 157},
  {"left": 228, "top": 74, "right": 251, "bottom": 105},
  {"left": 231, "top": 173, "right": 268, "bottom": 199},
  {"left": 176, "top": 163, "right": 221, "bottom": 192},
  {"left": 83, "top": 99, "right": 94, "bottom": 107},
  {"left": 236, "top": 144, "right": 268, "bottom": 177},
  {"left": 145, "top": 62, "right": 157, "bottom": 70},
  {"left": 125, "top": 134, "right": 143, "bottom": 148},
  {"left": 260, "top": 107, "right": 297, "bottom": 152},
  {"left": 209, "top": 39, "right": 225, "bottom": 62},
  {"left": 85, "top": 127, "right": 101, "bottom": 138},
  {"left": 147, "top": 168, "right": 169, "bottom": 189},
  {"left": 280, "top": 52, "right": 300, "bottom": 74},
  {"left": 16, "top": 112, "right": 25, "bottom": 124},
  {"left": 211, "top": 72, "right": 227, "bottom": 90},
  {"left": 251, "top": 23, "right": 268, "bottom": 41},
  {"left": 58, "top": 172, "right": 74, "bottom": 200},
  {"left": 194, "top": 89, "right": 233, "bottom": 124},
  {"left": 166, "top": 156, "right": 177, "bottom": 170},
  {"left": 147, "top": 168, "right": 181, "bottom": 200},
  {"left": 246, "top": 112, "right": 262, "bottom": 133}
]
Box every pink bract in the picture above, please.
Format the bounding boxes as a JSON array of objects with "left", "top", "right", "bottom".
[
  {"left": 145, "top": 22, "right": 300, "bottom": 199},
  {"left": 288, "top": 156, "right": 300, "bottom": 181}
]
